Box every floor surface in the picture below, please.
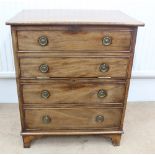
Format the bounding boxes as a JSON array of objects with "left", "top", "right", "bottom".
[{"left": 0, "top": 102, "right": 155, "bottom": 153}]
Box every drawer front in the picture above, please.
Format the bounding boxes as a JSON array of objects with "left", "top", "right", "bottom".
[
  {"left": 24, "top": 107, "right": 122, "bottom": 130},
  {"left": 17, "top": 30, "right": 131, "bottom": 51},
  {"left": 22, "top": 80, "right": 125, "bottom": 105},
  {"left": 20, "top": 57, "right": 129, "bottom": 78}
]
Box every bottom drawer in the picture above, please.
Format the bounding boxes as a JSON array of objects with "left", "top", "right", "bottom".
[{"left": 24, "top": 107, "right": 122, "bottom": 130}]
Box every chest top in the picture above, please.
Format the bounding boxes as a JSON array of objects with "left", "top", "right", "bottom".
[{"left": 6, "top": 9, "right": 144, "bottom": 26}]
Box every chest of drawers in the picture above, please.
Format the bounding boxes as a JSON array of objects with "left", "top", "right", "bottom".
[{"left": 7, "top": 10, "right": 144, "bottom": 147}]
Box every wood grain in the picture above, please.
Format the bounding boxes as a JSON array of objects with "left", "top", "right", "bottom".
[
  {"left": 20, "top": 57, "right": 129, "bottom": 78},
  {"left": 11, "top": 28, "right": 25, "bottom": 130},
  {"left": 22, "top": 79, "right": 126, "bottom": 105},
  {"left": 17, "top": 30, "right": 131, "bottom": 51},
  {"left": 120, "top": 27, "right": 138, "bottom": 129},
  {"left": 8, "top": 10, "right": 143, "bottom": 147},
  {"left": 24, "top": 107, "right": 122, "bottom": 130}
]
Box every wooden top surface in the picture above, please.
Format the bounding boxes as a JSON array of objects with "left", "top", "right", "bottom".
[{"left": 6, "top": 10, "right": 144, "bottom": 26}]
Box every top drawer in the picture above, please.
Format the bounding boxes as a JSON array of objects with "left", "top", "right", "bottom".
[{"left": 17, "top": 30, "right": 132, "bottom": 51}]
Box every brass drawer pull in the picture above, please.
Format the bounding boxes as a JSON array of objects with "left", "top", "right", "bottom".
[
  {"left": 38, "top": 36, "right": 48, "bottom": 46},
  {"left": 39, "top": 64, "right": 49, "bottom": 73},
  {"left": 96, "top": 115, "right": 104, "bottom": 122},
  {"left": 102, "top": 36, "right": 112, "bottom": 46},
  {"left": 97, "top": 89, "right": 107, "bottom": 98},
  {"left": 99, "top": 63, "right": 109, "bottom": 72},
  {"left": 41, "top": 90, "right": 50, "bottom": 99},
  {"left": 42, "top": 115, "right": 51, "bottom": 124}
]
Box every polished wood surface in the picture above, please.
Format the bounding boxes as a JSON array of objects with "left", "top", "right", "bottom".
[
  {"left": 24, "top": 107, "right": 122, "bottom": 130},
  {"left": 22, "top": 79, "right": 126, "bottom": 105},
  {"left": 8, "top": 10, "right": 143, "bottom": 147},
  {"left": 6, "top": 10, "right": 144, "bottom": 26},
  {"left": 20, "top": 57, "right": 129, "bottom": 78},
  {"left": 17, "top": 30, "right": 131, "bottom": 51}
]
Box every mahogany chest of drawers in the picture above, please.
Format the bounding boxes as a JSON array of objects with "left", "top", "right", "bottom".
[{"left": 7, "top": 10, "right": 144, "bottom": 147}]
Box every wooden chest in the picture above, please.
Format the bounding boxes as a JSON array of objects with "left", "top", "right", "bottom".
[{"left": 6, "top": 10, "right": 144, "bottom": 147}]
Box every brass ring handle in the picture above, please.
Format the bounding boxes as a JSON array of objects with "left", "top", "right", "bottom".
[
  {"left": 41, "top": 90, "right": 50, "bottom": 99},
  {"left": 97, "top": 89, "right": 107, "bottom": 98},
  {"left": 39, "top": 64, "right": 49, "bottom": 73},
  {"left": 38, "top": 36, "right": 48, "bottom": 46},
  {"left": 96, "top": 115, "right": 104, "bottom": 122},
  {"left": 99, "top": 63, "right": 109, "bottom": 73},
  {"left": 102, "top": 36, "right": 112, "bottom": 46},
  {"left": 42, "top": 115, "right": 51, "bottom": 124}
]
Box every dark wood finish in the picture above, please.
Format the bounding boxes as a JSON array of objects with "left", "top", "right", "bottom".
[{"left": 7, "top": 10, "right": 144, "bottom": 147}]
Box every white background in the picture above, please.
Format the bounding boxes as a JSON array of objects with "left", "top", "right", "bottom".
[{"left": 0, "top": 0, "right": 155, "bottom": 103}]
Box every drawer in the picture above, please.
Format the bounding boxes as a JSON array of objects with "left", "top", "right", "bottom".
[
  {"left": 20, "top": 57, "right": 129, "bottom": 78},
  {"left": 24, "top": 107, "right": 122, "bottom": 130},
  {"left": 22, "top": 79, "right": 126, "bottom": 105},
  {"left": 17, "top": 30, "right": 131, "bottom": 51}
]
